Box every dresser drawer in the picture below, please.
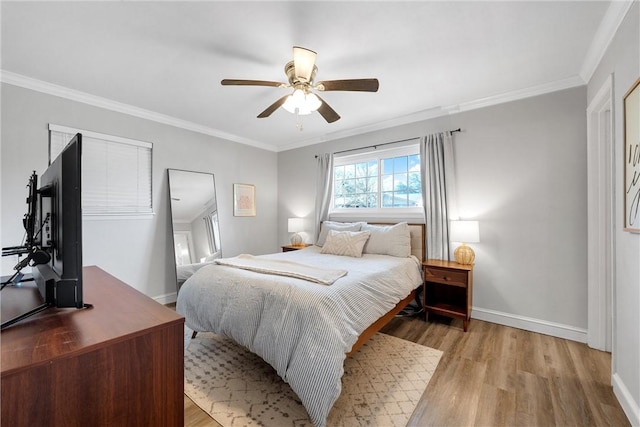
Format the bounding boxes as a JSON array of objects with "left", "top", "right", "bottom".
[{"left": 424, "top": 267, "right": 468, "bottom": 287}]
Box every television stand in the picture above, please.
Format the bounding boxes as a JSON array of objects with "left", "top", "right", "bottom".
[
  {"left": 1, "top": 266, "right": 185, "bottom": 426},
  {"left": 0, "top": 273, "right": 34, "bottom": 284},
  {"left": 0, "top": 271, "right": 34, "bottom": 290},
  {"left": 0, "top": 272, "right": 91, "bottom": 330},
  {"left": 0, "top": 301, "right": 51, "bottom": 330},
  {"left": 1, "top": 273, "right": 44, "bottom": 330}
]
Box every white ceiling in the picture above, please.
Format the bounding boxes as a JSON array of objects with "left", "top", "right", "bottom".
[{"left": 1, "top": 1, "right": 624, "bottom": 152}]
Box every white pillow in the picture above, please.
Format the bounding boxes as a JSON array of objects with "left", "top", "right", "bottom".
[
  {"left": 316, "top": 221, "right": 365, "bottom": 246},
  {"left": 361, "top": 222, "right": 411, "bottom": 257},
  {"left": 320, "top": 230, "right": 370, "bottom": 258}
]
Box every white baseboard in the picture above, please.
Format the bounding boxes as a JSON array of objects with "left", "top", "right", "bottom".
[
  {"left": 612, "top": 373, "right": 640, "bottom": 426},
  {"left": 153, "top": 292, "right": 177, "bottom": 305},
  {"left": 472, "top": 307, "right": 588, "bottom": 343}
]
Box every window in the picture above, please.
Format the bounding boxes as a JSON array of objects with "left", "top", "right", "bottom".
[
  {"left": 204, "top": 210, "right": 221, "bottom": 257},
  {"left": 331, "top": 143, "right": 422, "bottom": 216},
  {"left": 49, "top": 124, "right": 153, "bottom": 216}
]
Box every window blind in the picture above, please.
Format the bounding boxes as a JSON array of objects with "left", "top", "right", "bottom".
[{"left": 49, "top": 124, "right": 153, "bottom": 215}]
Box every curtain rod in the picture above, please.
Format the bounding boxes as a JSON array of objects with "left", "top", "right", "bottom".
[{"left": 315, "top": 128, "right": 461, "bottom": 158}]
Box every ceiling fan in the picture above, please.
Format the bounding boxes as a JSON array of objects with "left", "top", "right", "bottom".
[{"left": 221, "top": 46, "right": 379, "bottom": 124}]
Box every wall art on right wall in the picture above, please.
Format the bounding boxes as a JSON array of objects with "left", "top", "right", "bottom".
[{"left": 623, "top": 77, "right": 640, "bottom": 233}]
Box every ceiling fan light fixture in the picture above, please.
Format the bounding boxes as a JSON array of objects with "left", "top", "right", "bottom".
[
  {"left": 282, "top": 89, "right": 321, "bottom": 115},
  {"left": 305, "top": 92, "right": 322, "bottom": 111},
  {"left": 293, "top": 46, "right": 317, "bottom": 82},
  {"left": 222, "top": 46, "right": 376, "bottom": 124}
]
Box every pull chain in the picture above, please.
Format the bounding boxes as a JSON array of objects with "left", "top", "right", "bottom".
[{"left": 295, "top": 108, "right": 303, "bottom": 131}]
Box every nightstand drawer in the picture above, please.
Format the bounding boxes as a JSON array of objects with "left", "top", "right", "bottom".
[{"left": 424, "top": 267, "right": 468, "bottom": 287}]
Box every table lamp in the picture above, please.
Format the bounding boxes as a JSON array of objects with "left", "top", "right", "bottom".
[
  {"left": 450, "top": 220, "right": 479, "bottom": 265},
  {"left": 288, "top": 218, "right": 305, "bottom": 246}
]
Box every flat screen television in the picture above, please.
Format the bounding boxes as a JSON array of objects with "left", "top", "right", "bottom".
[
  {"left": 34, "top": 133, "right": 84, "bottom": 308},
  {"left": 1, "top": 133, "right": 84, "bottom": 329}
]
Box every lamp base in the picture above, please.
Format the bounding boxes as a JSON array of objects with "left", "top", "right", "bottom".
[
  {"left": 454, "top": 243, "right": 475, "bottom": 265},
  {"left": 290, "top": 233, "right": 303, "bottom": 247}
]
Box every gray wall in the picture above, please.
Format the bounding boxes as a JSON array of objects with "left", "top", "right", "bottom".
[
  {"left": 588, "top": 2, "right": 640, "bottom": 422},
  {"left": 1, "top": 83, "right": 278, "bottom": 300},
  {"left": 278, "top": 86, "right": 588, "bottom": 331}
]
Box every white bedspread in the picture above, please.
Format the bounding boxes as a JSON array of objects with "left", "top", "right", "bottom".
[
  {"left": 177, "top": 246, "right": 422, "bottom": 427},
  {"left": 176, "top": 261, "right": 214, "bottom": 284},
  {"left": 214, "top": 254, "right": 347, "bottom": 285}
]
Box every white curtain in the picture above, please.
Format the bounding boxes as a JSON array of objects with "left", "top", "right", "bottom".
[
  {"left": 314, "top": 153, "right": 334, "bottom": 242},
  {"left": 420, "top": 131, "right": 456, "bottom": 260}
]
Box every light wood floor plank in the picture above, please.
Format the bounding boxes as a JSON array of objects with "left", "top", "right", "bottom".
[
  {"left": 473, "top": 383, "right": 517, "bottom": 427},
  {"left": 184, "top": 395, "right": 220, "bottom": 427},
  {"left": 514, "top": 370, "right": 555, "bottom": 426},
  {"left": 565, "top": 339, "right": 631, "bottom": 426}
]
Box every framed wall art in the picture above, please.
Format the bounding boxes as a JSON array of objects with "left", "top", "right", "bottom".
[
  {"left": 623, "top": 77, "right": 640, "bottom": 233},
  {"left": 233, "top": 183, "right": 256, "bottom": 217}
]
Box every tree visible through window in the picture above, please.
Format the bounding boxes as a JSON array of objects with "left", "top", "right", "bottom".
[{"left": 332, "top": 145, "right": 422, "bottom": 211}]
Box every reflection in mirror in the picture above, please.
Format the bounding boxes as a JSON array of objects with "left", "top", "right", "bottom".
[{"left": 168, "top": 169, "right": 221, "bottom": 293}]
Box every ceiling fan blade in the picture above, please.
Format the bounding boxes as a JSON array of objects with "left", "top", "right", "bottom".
[
  {"left": 316, "top": 78, "right": 379, "bottom": 92},
  {"left": 257, "top": 94, "right": 290, "bottom": 118},
  {"left": 221, "top": 79, "right": 284, "bottom": 87},
  {"left": 293, "top": 46, "right": 317, "bottom": 82},
  {"left": 315, "top": 94, "right": 340, "bottom": 123}
]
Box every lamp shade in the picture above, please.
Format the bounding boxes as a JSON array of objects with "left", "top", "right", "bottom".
[
  {"left": 293, "top": 46, "right": 317, "bottom": 82},
  {"left": 288, "top": 218, "right": 304, "bottom": 233},
  {"left": 450, "top": 220, "right": 480, "bottom": 243},
  {"left": 282, "top": 90, "right": 321, "bottom": 115}
]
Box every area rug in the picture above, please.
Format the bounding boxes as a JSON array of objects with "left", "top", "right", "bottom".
[{"left": 184, "top": 332, "right": 443, "bottom": 427}]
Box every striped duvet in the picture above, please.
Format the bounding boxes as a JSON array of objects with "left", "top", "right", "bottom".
[{"left": 177, "top": 246, "right": 422, "bottom": 426}]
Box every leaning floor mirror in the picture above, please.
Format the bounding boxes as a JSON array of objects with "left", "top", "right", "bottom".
[{"left": 168, "top": 169, "right": 222, "bottom": 294}]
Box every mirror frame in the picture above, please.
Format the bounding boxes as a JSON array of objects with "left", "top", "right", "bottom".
[{"left": 167, "top": 168, "right": 222, "bottom": 294}]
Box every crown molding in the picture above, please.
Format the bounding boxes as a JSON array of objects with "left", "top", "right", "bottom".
[
  {"left": 2, "top": 69, "right": 585, "bottom": 154},
  {"left": 278, "top": 106, "right": 449, "bottom": 152},
  {"left": 451, "top": 75, "right": 585, "bottom": 113},
  {"left": 580, "top": 0, "right": 635, "bottom": 83},
  {"left": 0, "top": 70, "right": 277, "bottom": 152},
  {"left": 279, "top": 75, "right": 586, "bottom": 152}
]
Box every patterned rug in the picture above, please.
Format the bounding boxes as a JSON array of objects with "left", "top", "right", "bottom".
[{"left": 184, "top": 332, "right": 443, "bottom": 427}]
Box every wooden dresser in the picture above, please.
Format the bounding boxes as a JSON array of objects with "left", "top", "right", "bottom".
[{"left": 1, "top": 266, "right": 185, "bottom": 427}]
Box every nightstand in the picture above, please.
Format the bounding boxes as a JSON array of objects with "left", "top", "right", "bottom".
[
  {"left": 281, "top": 244, "right": 311, "bottom": 252},
  {"left": 422, "top": 259, "right": 473, "bottom": 331}
]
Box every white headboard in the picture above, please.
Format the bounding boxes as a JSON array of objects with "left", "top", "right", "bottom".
[
  {"left": 408, "top": 223, "right": 426, "bottom": 262},
  {"left": 369, "top": 222, "right": 425, "bottom": 262}
]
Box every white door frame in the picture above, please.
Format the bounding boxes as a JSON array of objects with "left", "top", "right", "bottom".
[{"left": 587, "top": 74, "right": 615, "bottom": 352}]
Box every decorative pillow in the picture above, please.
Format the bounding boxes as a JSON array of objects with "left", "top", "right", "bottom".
[
  {"left": 361, "top": 222, "right": 411, "bottom": 257},
  {"left": 316, "top": 221, "right": 365, "bottom": 247},
  {"left": 320, "top": 230, "right": 370, "bottom": 258}
]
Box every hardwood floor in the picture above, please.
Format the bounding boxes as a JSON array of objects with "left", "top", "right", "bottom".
[{"left": 183, "top": 314, "right": 630, "bottom": 427}]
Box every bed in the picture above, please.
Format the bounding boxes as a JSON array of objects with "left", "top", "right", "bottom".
[
  {"left": 176, "top": 262, "right": 210, "bottom": 287},
  {"left": 177, "top": 222, "right": 425, "bottom": 427}
]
